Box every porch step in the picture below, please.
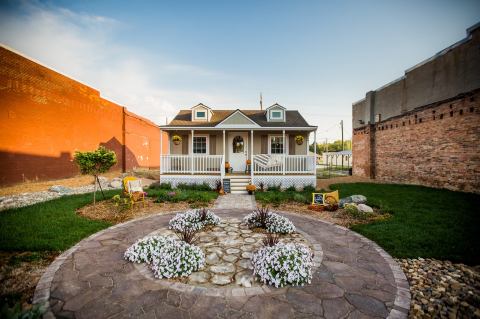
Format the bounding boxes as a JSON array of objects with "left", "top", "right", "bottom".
[
  {"left": 231, "top": 190, "right": 248, "bottom": 194},
  {"left": 227, "top": 176, "right": 251, "bottom": 194}
]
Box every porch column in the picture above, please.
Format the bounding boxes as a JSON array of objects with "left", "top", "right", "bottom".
[
  {"left": 250, "top": 130, "right": 254, "bottom": 180},
  {"left": 159, "top": 129, "right": 163, "bottom": 176},
  {"left": 313, "top": 129, "right": 317, "bottom": 175},
  {"left": 223, "top": 130, "right": 226, "bottom": 157},
  {"left": 191, "top": 129, "right": 194, "bottom": 175},
  {"left": 282, "top": 129, "right": 286, "bottom": 175}
]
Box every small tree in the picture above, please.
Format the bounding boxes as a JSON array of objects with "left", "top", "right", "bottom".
[{"left": 74, "top": 146, "right": 117, "bottom": 206}]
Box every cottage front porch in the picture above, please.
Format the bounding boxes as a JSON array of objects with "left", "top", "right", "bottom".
[{"left": 159, "top": 128, "right": 318, "bottom": 192}]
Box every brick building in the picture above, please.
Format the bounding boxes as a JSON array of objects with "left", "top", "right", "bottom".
[
  {"left": 352, "top": 23, "right": 480, "bottom": 193},
  {"left": 0, "top": 45, "right": 168, "bottom": 186}
]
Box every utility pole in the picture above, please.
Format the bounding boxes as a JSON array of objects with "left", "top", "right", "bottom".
[
  {"left": 260, "top": 92, "right": 263, "bottom": 110},
  {"left": 340, "top": 120, "right": 344, "bottom": 169}
]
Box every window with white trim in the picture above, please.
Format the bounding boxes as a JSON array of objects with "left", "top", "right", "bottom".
[
  {"left": 270, "top": 136, "right": 284, "bottom": 154},
  {"left": 193, "top": 136, "right": 208, "bottom": 154},
  {"left": 196, "top": 111, "right": 206, "bottom": 119},
  {"left": 271, "top": 110, "right": 282, "bottom": 119}
]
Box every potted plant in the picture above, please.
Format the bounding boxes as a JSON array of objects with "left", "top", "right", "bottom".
[
  {"left": 295, "top": 135, "right": 304, "bottom": 145},
  {"left": 246, "top": 183, "right": 256, "bottom": 195},
  {"left": 172, "top": 135, "right": 182, "bottom": 145}
]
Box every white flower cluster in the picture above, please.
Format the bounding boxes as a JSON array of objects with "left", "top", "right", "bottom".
[
  {"left": 168, "top": 209, "right": 220, "bottom": 232},
  {"left": 251, "top": 243, "right": 313, "bottom": 287},
  {"left": 124, "top": 235, "right": 205, "bottom": 278},
  {"left": 243, "top": 212, "right": 296, "bottom": 234}
]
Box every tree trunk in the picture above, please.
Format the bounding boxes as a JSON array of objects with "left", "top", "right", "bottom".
[{"left": 93, "top": 175, "right": 97, "bottom": 206}]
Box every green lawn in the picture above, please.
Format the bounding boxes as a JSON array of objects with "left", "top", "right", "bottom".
[
  {"left": 0, "top": 191, "right": 118, "bottom": 251},
  {"left": 330, "top": 183, "right": 480, "bottom": 265}
]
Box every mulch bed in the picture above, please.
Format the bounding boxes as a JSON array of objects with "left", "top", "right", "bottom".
[
  {"left": 76, "top": 197, "right": 214, "bottom": 224},
  {"left": 264, "top": 201, "right": 390, "bottom": 228},
  {"left": 0, "top": 251, "right": 58, "bottom": 309}
]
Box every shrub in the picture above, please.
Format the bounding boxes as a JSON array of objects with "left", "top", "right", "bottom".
[
  {"left": 243, "top": 209, "right": 296, "bottom": 234},
  {"left": 267, "top": 184, "right": 282, "bottom": 192},
  {"left": 169, "top": 209, "right": 220, "bottom": 232},
  {"left": 344, "top": 203, "right": 370, "bottom": 219},
  {"left": 73, "top": 146, "right": 117, "bottom": 205},
  {"left": 124, "top": 235, "right": 205, "bottom": 279},
  {"left": 177, "top": 183, "right": 212, "bottom": 191},
  {"left": 293, "top": 193, "right": 307, "bottom": 203},
  {"left": 259, "top": 181, "right": 265, "bottom": 192},
  {"left": 252, "top": 243, "right": 313, "bottom": 287},
  {"left": 159, "top": 182, "right": 172, "bottom": 190},
  {"left": 285, "top": 186, "right": 297, "bottom": 192},
  {"left": 302, "top": 185, "right": 316, "bottom": 193},
  {"left": 215, "top": 180, "right": 222, "bottom": 192}
]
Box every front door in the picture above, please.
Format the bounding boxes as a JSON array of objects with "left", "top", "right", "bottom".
[{"left": 228, "top": 132, "right": 248, "bottom": 172}]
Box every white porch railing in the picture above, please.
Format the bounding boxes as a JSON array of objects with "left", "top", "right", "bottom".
[
  {"left": 160, "top": 155, "right": 223, "bottom": 174},
  {"left": 253, "top": 155, "right": 316, "bottom": 175}
]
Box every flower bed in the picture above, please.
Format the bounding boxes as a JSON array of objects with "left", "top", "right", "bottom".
[
  {"left": 124, "top": 235, "right": 205, "bottom": 278},
  {"left": 169, "top": 208, "right": 220, "bottom": 232},
  {"left": 243, "top": 210, "right": 296, "bottom": 234},
  {"left": 251, "top": 243, "right": 313, "bottom": 287}
]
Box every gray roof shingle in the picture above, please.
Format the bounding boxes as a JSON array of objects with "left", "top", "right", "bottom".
[{"left": 164, "top": 109, "right": 315, "bottom": 128}]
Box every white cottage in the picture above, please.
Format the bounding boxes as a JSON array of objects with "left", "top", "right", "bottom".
[{"left": 159, "top": 103, "right": 318, "bottom": 193}]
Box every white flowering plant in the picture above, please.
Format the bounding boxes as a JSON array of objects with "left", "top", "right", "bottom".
[
  {"left": 251, "top": 243, "right": 313, "bottom": 287},
  {"left": 124, "top": 235, "right": 205, "bottom": 278},
  {"left": 243, "top": 211, "right": 296, "bottom": 234},
  {"left": 169, "top": 208, "right": 220, "bottom": 232}
]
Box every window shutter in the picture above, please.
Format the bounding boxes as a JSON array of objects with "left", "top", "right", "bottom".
[
  {"left": 289, "top": 135, "right": 295, "bottom": 155},
  {"left": 182, "top": 135, "right": 188, "bottom": 154},
  {"left": 209, "top": 135, "right": 216, "bottom": 154},
  {"left": 261, "top": 135, "right": 268, "bottom": 154}
]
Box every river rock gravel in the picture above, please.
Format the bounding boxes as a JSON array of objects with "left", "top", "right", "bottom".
[
  {"left": 0, "top": 178, "right": 122, "bottom": 212},
  {"left": 397, "top": 258, "right": 480, "bottom": 319}
]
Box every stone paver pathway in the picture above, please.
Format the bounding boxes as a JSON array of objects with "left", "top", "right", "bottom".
[
  {"left": 34, "top": 209, "right": 410, "bottom": 319},
  {"left": 139, "top": 218, "right": 322, "bottom": 290},
  {"left": 214, "top": 194, "right": 257, "bottom": 210}
]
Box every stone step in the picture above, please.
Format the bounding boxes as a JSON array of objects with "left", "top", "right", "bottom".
[
  {"left": 230, "top": 190, "right": 248, "bottom": 194},
  {"left": 231, "top": 185, "right": 248, "bottom": 191}
]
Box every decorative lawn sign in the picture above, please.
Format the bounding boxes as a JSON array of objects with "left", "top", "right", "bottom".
[
  {"left": 312, "top": 193, "right": 324, "bottom": 205},
  {"left": 223, "top": 179, "right": 231, "bottom": 193},
  {"left": 311, "top": 190, "right": 339, "bottom": 206}
]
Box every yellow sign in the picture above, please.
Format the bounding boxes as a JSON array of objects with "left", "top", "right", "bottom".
[{"left": 312, "top": 190, "right": 339, "bottom": 205}]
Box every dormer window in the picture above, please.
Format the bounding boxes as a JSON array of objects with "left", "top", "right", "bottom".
[
  {"left": 271, "top": 110, "right": 282, "bottom": 119},
  {"left": 191, "top": 103, "right": 212, "bottom": 122},
  {"left": 196, "top": 111, "right": 206, "bottom": 119},
  {"left": 266, "top": 103, "right": 286, "bottom": 122}
]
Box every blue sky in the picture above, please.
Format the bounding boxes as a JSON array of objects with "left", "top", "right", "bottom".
[{"left": 1, "top": 0, "right": 479, "bottom": 141}]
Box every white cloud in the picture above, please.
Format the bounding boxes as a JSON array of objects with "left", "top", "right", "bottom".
[{"left": 0, "top": 0, "right": 226, "bottom": 124}]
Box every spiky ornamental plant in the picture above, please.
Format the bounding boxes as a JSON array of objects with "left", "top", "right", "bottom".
[
  {"left": 74, "top": 146, "right": 117, "bottom": 206},
  {"left": 243, "top": 207, "right": 296, "bottom": 234},
  {"left": 262, "top": 233, "right": 280, "bottom": 247}
]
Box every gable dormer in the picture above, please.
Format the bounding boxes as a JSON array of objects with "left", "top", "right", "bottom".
[
  {"left": 191, "top": 103, "right": 213, "bottom": 122},
  {"left": 266, "top": 103, "right": 286, "bottom": 122}
]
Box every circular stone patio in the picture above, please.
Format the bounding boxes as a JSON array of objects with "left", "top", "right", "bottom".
[
  {"left": 137, "top": 217, "right": 323, "bottom": 291},
  {"left": 34, "top": 209, "right": 411, "bottom": 319}
]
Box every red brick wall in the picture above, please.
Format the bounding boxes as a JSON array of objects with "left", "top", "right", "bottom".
[
  {"left": 0, "top": 46, "right": 166, "bottom": 186},
  {"left": 353, "top": 90, "right": 480, "bottom": 193}
]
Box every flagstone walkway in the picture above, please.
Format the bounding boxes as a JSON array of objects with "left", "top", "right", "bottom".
[
  {"left": 213, "top": 194, "right": 257, "bottom": 210},
  {"left": 34, "top": 210, "right": 410, "bottom": 319}
]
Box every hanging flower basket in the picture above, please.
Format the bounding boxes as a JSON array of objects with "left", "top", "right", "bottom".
[
  {"left": 172, "top": 135, "right": 182, "bottom": 145},
  {"left": 295, "top": 135, "right": 304, "bottom": 145}
]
